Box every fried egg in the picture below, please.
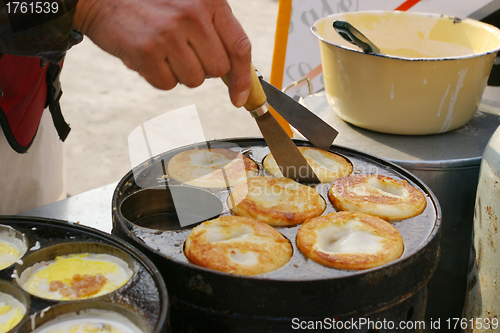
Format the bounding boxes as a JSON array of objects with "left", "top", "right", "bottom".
[
  {"left": 19, "top": 253, "right": 133, "bottom": 300},
  {"left": 0, "top": 239, "right": 24, "bottom": 270},
  {"left": 32, "top": 311, "right": 143, "bottom": 333},
  {"left": 0, "top": 292, "right": 26, "bottom": 333}
]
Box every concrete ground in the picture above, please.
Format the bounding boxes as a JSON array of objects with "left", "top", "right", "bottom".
[{"left": 60, "top": 0, "right": 278, "bottom": 196}]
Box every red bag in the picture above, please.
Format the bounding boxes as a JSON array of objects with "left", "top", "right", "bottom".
[{"left": 0, "top": 54, "right": 70, "bottom": 153}]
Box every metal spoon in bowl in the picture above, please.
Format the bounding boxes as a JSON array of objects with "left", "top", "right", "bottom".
[{"left": 333, "top": 20, "right": 381, "bottom": 54}]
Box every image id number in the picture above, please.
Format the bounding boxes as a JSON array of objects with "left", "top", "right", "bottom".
[
  {"left": 6, "top": 2, "right": 59, "bottom": 14},
  {"left": 446, "top": 318, "right": 499, "bottom": 330}
]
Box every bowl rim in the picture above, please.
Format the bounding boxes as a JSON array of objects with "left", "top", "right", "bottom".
[{"left": 311, "top": 10, "right": 500, "bottom": 62}]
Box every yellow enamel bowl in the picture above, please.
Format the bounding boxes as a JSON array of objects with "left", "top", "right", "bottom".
[{"left": 312, "top": 11, "right": 500, "bottom": 135}]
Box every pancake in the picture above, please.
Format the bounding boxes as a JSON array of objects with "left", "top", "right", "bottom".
[
  {"left": 0, "top": 292, "right": 26, "bottom": 333},
  {"left": 296, "top": 211, "right": 404, "bottom": 270},
  {"left": 19, "top": 253, "right": 134, "bottom": 300},
  {"left": 228, "top": 176, "right": 326, "bottom": 226},
  {"left": 167, "top": 148, "right": 259, "bottom": 188},
  {"left": 263, "top": 147, "right": 352, "bottom": 183},
  {"left": 184, "top": 216, "right": 293, "bottom": 276},
  {"left": 328, "top": 174, "right": 427, "bottom": 220}
]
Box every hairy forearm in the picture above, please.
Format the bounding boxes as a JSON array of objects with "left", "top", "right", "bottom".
[{"left": 71, "top": 0, "right": 252, "bottom": 106}]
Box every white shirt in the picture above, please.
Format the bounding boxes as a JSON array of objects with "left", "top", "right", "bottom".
[{"left": 0, "top": 110, "right": 66, "bottom": 214}]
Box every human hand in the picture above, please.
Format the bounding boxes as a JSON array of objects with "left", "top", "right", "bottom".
[{"left": 73, "top": 0, "right": 252, "bottom": 107}]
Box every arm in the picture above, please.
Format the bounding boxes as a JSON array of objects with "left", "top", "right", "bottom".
[{"left": 72, "top": 0, "right": 252, "bottom": 107}]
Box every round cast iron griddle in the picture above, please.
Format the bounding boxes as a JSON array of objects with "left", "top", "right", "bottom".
[
  {"left": 0, "top": 216, "right": 168, "bottom": 333},
  {"left": 112, "top": 138, "right": 441, "bottom": 327}
]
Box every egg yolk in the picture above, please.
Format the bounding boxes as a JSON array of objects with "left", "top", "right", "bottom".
[
  {"left": 0, "top": 242, "right": 21, "bottom": 270},
  {"left": 0, "top": 304, "right": 24, "bottom": 333}
]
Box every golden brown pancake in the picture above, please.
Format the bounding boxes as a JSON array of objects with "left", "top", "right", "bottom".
[
  {"left": 263, "top": 147, "right": 352, "bottom": 183},
  {"left": 184, "top": 216, "right": 293, "bottom": 276},
  {"left": 296, "top": 211, "right": 404, "bottom": 270},
  {"left": 328, "top": 175, "right": 427, "bottom": 220},
  {"left": 228, "top": 176, "right": 326, "bottom": 226},
  {"left": 167, "top": 148, "right": 259, "bottom": 188}
]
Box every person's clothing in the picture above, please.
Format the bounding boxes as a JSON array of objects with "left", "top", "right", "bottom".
[
  {"left": 0, "top": 54, "right": 70, "bottom": 153},
  {"left": 0, "top": 0, "right": 82, "bottom": 153},
  {"left": 0, "top": 110, "right": 66, "bottom": 214},
  {"left": 0, "top": 1, "right": 81, "bottom": 213},
  {"left": 0, "top": 0, "right": 82, "bottom": 63}
]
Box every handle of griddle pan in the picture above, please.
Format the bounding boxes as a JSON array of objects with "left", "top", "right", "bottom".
[
  {"left": 333, "top": 20, "right": 380, "bottom": 54},
  {"left": 222, "top": 65, "right": 267, "bottom": 112}
]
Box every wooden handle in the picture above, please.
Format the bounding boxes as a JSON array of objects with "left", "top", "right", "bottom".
[
  {"left": 243, "top": 65, "right": 267, "bottom": 111},
  {"left": 222, "top": 64, "right": 267, "bottom": 111}
]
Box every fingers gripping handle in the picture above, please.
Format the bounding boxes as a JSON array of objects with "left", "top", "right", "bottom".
[{"left": 223, "top": 65, "right": 269, "bottom": 118}]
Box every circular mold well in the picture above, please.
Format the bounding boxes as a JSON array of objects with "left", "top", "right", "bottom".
[
  {"left": 15, "top": 242, "right": 136, "bottom": 302},
  {"left": 120, "top": 186, "right": 223, "bottom": 231},
  {"left": 19, "top": 302, "right": 147, "bottom": 333}
]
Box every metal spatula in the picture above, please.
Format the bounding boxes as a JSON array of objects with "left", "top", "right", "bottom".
[
  {"left": 258, "top": 77, "right": 338, "bottom": 151},
  {"left": 224, "top": 68, "right": 319, "bottom": 183}
]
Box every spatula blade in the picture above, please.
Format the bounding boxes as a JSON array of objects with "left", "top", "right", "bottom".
[
  {"left": 260, "top": 79, "right": 338, "bottom": 150},
  {"left": 256, "top": 112, "right": 320, "bottom": 183}
]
